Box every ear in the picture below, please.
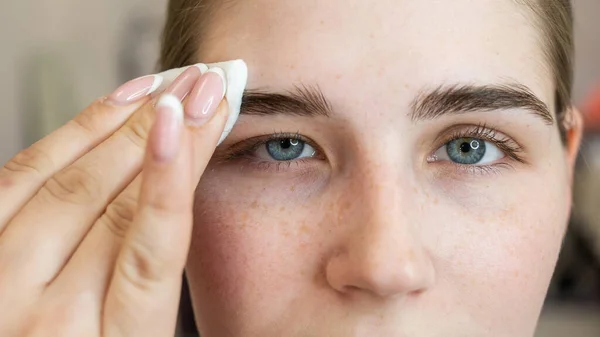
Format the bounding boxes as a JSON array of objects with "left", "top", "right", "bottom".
[{"left": 564, "top": 106, "right": 584, "bottom": 183}]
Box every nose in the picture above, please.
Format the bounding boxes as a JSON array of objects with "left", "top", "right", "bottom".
[{"left": 325, "top": 172, "right": 435, "bottom": 298}]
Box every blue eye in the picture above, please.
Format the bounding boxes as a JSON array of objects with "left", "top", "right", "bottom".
[
  {"left": 433, "top": 137, "right": 504, "bottom": 165},
  {"left": 256, "top": 138, "right": 317, "bottom": 161},
  {"left": 447, "top": 137, "right": 485, "bottom": 164}
]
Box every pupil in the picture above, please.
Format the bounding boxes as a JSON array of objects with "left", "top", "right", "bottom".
[
  {"left": 280, "top": 139, "right": 292, "bottom": 149},
  {"left": 460, "top": 142, "right": 472, "bottom": 153}
]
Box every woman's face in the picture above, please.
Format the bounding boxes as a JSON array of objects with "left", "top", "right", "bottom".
[{"left": 186, "top": 0, "right": 580, "bottom": 336}]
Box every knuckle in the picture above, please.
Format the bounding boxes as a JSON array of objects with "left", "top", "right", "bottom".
[
  {"left": 70, "top": 97, "right": 116, "bottom": 138},
  {"left": 118, "top": 241, "right": 168, "bottom": 291},
  {"left": 41, "top": 165, "right": 103, "bottom": 205},
  {"left": 68, "top": 113, "right": 100, "bottom": 143},
  {"left": 2, "top": 146, "right": 53, "bottom": 178},
  {"left": 119, "top": 111, "right": 154, "bottom": 150},
  {"left": 144, "top": 199, "right": 185, "bottom": 217},
  {"left": 102, "top": 195, "right": 138, "bottom": 238}
]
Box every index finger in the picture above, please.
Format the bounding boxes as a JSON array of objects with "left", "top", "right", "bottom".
[{"left": 0, "top": 74, "right": 162, "bottom": 227}]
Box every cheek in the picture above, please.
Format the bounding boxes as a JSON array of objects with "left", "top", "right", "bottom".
[
  {"left": 431, "top": 169, "right": 569, "bottom": 332},
  {"left": 186, "top": 171, "right": 327, "bottom": 328}
]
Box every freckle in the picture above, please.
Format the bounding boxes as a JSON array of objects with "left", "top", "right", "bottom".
[
  {"left": 433, "top": 197, "right": 439, "bottom": 205},
  {"left": 412, "top": 187, "right": 417, "bottom": 193},
  {"left": 300, "top": 225, "right": 310, "bottom": 234},
  {"left": 290, "top": 185, "right": 296, "bottom": 192},
  {"left": 320, "top": 20, "right": 324, "bottom": 25},
  {"left": 250, "top": 200, "right": 259, "bottom": 209},
  {"left": 280, "top": 206, "right": 286, "bottom": 212}
]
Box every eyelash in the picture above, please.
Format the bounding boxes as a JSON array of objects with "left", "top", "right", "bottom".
[
  {"left": 431, "top": 123, "right": 526, "bottom": 174},
  {"left": 216, "top": 132, "right": 325, "bottom": 173},
  {"left": 443, "top": 124, "right": 524, "bottom": 161},
  {"left": 217, "top": 125, "right": 525, "bottom": 175}
]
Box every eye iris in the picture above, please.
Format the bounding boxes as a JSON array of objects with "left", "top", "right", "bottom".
[
  {"left": 266, "top": 138, "right": 305, "bottom": 161},
  {"left": 446, "top": 137, "right": 486, "bottom": 164}
]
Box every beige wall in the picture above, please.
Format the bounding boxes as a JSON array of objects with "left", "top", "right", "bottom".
[
  {"left": 0, "top": 1, "right": 599, "bottom": 163},
  {"left": 0, "top": 0, "right": 167, "bottom": 163}
]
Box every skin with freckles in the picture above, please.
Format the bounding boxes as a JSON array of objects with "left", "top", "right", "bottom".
[{"left": 184, "top": 0, "right": 582, "bottom": 336}]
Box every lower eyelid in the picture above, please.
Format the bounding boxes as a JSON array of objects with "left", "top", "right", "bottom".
[
  {"left": 431, "top": 161, "right": 516, "bottom": 177},
  {"left": 233, "top": 156, "right": 326, "bottom": 175}
]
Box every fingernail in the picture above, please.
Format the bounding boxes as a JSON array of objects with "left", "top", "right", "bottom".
[
  {"left": 164, "top": 66, "right": 203, "bottom": 101},
  {"left": 150, "top": 94, "right": 183, "bottom": 162},
  {"left": 107, "top": 75, "right": 163, "bottom": 105},
  {"left": 186, "top": 68, "right": 227, "bottom": 124}
]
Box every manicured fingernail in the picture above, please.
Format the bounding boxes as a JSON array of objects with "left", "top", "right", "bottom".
[
  {"left": 150, "top": 94, "right": 183, "bottom": 162},
  {"left": 164, "top": 66, "right": 202, "bottom": 101},
  {"left": 194, "top": 63, "right": 209, "bottom": 74},
  {"left": 186, "top": 68, "right": 226, "bottom": 124},
  {"left": 107, "top": 75, "right": 163, "bottom": 105}
]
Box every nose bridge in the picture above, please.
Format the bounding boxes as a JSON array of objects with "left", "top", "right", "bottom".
[
  {"left": 326, "top": 159, "right": 435, "bottom": 298},
  {"left": 349, "top": 154, "right": 415, "bottom": 237}
]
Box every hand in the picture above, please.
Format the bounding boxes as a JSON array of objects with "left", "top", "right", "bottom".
[{"left": 0, "top": 66, "right": 228, "bottom": 337}]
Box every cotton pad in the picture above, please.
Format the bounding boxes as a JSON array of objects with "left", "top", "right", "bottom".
[{"left": 155, "top": 60, "right": 248, "bottom": 145}]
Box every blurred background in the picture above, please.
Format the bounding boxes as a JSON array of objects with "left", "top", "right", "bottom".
[{"left": 0, "top": 1, "right": 599, "bottom": 336}]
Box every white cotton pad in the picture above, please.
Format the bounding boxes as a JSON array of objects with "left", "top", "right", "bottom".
[{"left": 155, "top": 59, "right": 248, "bottom": 145}]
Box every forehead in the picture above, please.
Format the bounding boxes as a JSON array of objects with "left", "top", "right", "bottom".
[{"left": 203, "top": 0, "right": 551, "bottom": 106}]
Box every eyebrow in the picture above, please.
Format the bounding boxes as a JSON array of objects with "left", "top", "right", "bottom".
[
  {"left": 410, "top": 83, "right": 554, "bottom": 124},
  {"left": 240, "top": 84, "right": 333, "bottom": 117},
  {"left": 240, "top": 82, "right": 554, "bottom": 125}
]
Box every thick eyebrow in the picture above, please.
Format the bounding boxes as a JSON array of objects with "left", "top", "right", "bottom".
[
  {"left": 240, "top": 84, "right": 333, "bottom": 117},
  {"left": 240, "top": 82, "right": 553, "bottom": 125},
  {"left": 410, "top": 83, "right": 554, "bottom": 124}
]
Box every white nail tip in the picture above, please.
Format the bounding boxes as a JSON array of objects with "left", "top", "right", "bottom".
[
  {"left": 152, "top": 60, "right": 248, "bottom": 145},
  {"left": 207, "top": 67, "right": 227, "bottom": 99},
  {"left": 148, "top": 75, "right": 164, "bottom": 95},
  {"left": 194, "top": 63, "right": 209, "bottom": 74},
  {"left": 156, "top": 94, "right": 184, "bottom": 121}
]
